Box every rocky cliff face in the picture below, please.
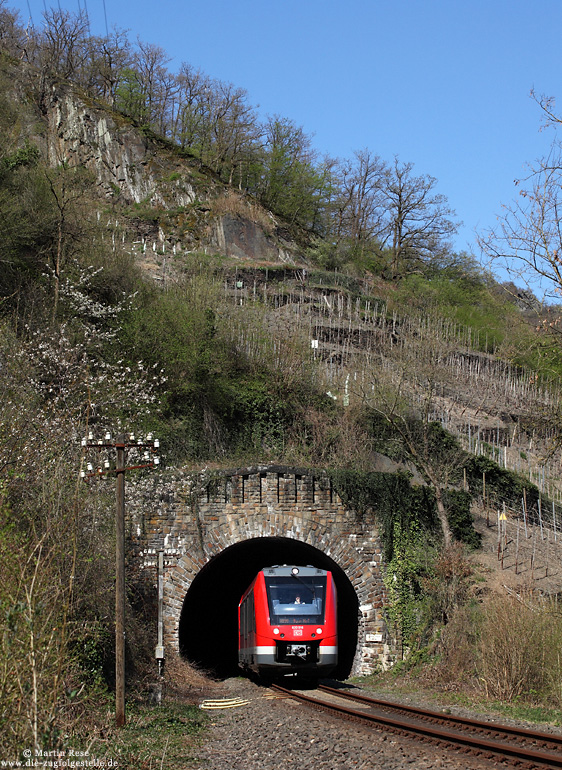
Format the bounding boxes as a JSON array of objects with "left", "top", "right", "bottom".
[
  {"left": 45, "top": 86, "right": 196, "bottom": 207},
  {"left": 41, "top": 83, "right": 303, "bottom": 265}
]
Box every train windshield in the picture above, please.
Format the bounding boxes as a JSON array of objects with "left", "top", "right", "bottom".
[{"left": 265, "top": 575, "right": 327, "bottom": 625}]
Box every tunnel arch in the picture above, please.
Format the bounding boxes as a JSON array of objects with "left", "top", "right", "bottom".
[
  {"left": 178, "top": 537, "right": 359, "bottom": 678},
  {"left": 148, "top": 465, "right": 388, "bottom": 675}
]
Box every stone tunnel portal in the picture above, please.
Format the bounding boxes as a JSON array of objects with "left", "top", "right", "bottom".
[{"left": 178, "top": 537, "right": 359, "bottom": 679}]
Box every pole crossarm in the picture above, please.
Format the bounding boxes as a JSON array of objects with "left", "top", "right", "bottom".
[{"left": 80, "top": 433, "right": 160, "bottom": 479}]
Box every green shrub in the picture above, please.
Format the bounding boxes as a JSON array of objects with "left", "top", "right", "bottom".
[
  {"left": 465, "top": 455, "right": 538, "bottom": 510},
  {"left": 444, "top": 489, "right": 481, "bottom": 548}
]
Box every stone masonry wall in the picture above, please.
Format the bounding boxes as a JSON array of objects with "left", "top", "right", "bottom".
[{"left": 131, "top": 465, "right": 391, "bottom": 675}]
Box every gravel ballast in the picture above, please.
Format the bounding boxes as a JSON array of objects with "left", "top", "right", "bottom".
[{"left": 192, "top": 677, "right": 505, "bottom": 770}]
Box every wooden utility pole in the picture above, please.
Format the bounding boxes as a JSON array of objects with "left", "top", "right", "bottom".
[
  {"left": 81, "top": 431, "right": 160, "bottom": 728},
  {"left": 115, "top": 438, "right": 126, "bottom": 728}
]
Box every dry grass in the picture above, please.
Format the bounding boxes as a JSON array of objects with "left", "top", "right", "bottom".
[
  {"left": 422, "top": 586, "right": 562, "bottom": 708},
  {"left": 162, "top": 653, "right": 219, "bottom": 704},
  {"left": 211, "top": 190, "right": 274, "bottom": 232},
  {"left": 475, "top": 592, "right": 562, "bottom": 703}
]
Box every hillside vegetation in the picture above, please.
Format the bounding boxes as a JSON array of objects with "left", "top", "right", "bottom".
[{"left": 3, "top": 3, "right": 562, "bottom": 761}]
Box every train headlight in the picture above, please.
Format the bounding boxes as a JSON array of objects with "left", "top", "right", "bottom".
[
  {"left": 316, "top": 628, "right": 322, "bottom": 635},
  {"left": 273, "top": 628, "right": 280, "bottom": 635},
  {"left": 291, "top": 567, "right": 300, "bottom": 576}
]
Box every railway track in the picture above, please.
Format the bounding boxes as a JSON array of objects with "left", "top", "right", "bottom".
[{"left": 270, "top": 682, "right": 562, "bottom": 768}]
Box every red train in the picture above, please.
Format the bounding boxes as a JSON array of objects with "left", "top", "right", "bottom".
[{"left": 238, "top": 565, "right": 337, "bottom": 680}]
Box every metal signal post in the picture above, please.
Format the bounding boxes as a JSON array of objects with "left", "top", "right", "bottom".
[{"left": 81, "top": 432, "right": 160, "bottom": 727}]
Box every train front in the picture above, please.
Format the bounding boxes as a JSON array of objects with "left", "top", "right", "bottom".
[{"left": 254, "top": 565, "right": 338, "bottom": 678}]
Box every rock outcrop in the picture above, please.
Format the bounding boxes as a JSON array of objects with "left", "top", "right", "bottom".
[{"left": 40, "top": 83, "right": 304, "bottom": 265}]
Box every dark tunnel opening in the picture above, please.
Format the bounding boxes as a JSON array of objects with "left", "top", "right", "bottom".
[{"left": 178, "top": 537, "right": 359, "bottom": 679}]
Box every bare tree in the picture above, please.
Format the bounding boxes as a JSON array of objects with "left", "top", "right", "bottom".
[
  {"left": 36, "top": 8, "right": 90, "bottom": 82},
  {"left": 0, "top": 0, "right": 27, "bottom": 59},
  {"left": 133, "top": 38, "right": 172, "bottom": 129},
  {"left": 42, "top": 164, "right": 95, "bottom": 322},
  {"left": 381, "top": 157, "right": 459, "bottom": 278},
  {"left": 477, "top": 92, "right": 562, "bottom": 379},
  {"left": 86, "top": 28, "right": 133, "bottom": 106},
  {"left": 171, "top": 62, "right": 211, "bottom": 150},
  {"left": 479, "top": 143, "right": 562, "bottom": 306},
  {"left": 356, "top": 327, "right": 481, "bottom": 548},
  {"left": 332, "top": 149, "right": 387, "bottom": 255},
  {"left": 367, "top": 376, "right": 456, "bottom": 547},
  {"left": 207, "top": 79, "right": 260, "bottom": 185}
]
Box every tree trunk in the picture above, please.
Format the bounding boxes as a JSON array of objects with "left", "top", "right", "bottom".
[{"left": 434, "top": 485, "right": 453, "bottom": 549}]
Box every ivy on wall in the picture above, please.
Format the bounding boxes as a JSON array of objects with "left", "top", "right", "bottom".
[
  {"left": 327, "top": 468, "right": 481, "bottom": 559},
  {"left": 382, "top": 519, "right": 428, "bottom": 654}
]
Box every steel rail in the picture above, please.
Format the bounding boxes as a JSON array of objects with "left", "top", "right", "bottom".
[
  {"left": 318, "top": 683, "right": 562, "bottom": 752},
  {"left": 271, "top": 684, "right": 562, "bottom": 768}
]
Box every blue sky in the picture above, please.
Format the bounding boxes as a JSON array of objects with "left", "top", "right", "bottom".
[{"left": 11, "top": 0, "right": 562, "bottom": 267}]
